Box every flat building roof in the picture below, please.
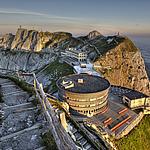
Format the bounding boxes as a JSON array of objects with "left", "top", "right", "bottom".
[{"left": 57, "top": 74, "right": 110, "bottom": 93}]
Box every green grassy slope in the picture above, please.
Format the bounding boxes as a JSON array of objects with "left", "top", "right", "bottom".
[
  {"left": 41, "top": 59, "right": 74, "bottom": 92},
  {"left": 116, "top": 115, "right": 150, "bottom": 150}
]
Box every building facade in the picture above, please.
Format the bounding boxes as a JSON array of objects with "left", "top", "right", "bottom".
[
  {"left": 57, "top": 74, "right": 110, "bottom": 117},
  {"left": 61, "top": 48, "right": 87, "bottom": 62},
  {"left": 122, "top": 96, "right": 150, "bottom": 109}
]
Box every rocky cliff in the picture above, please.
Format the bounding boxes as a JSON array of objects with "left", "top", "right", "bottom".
[
  {"left": 1, "top": 28, "right": 72, "bottom": 51},
  {"left": 0, "top": 50, "right": 57, "bottom": 72},
  {"left": 94, "top": 37, "right": 150, "bottom": 95},
  {"left": 0, "top": 33, "right": 14, "bottom": 49}
]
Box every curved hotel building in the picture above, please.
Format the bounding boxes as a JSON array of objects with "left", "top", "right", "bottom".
[{"left": 57, "top": 74, "right": 110, "bottom": 117}]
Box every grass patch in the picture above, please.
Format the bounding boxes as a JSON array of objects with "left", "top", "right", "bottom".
[
  {"left": 8, "top": 76, "right": 35, "bottom": 95},
  {"left": 41, "top": 130, "right": 58, "bottom": 150},
  {"left": 43, "top": 59, "right": 74, "bottom": 76},
  {"left": 116, "top": 115, "right": 150, "bottom": 150},
  {"left": 93, "top": 36, "right": 125, "bottom": 61},
  {"left": 94, "top": 36, "right": 138, "bottom": 62},
  {"left": 42, "top": 59, "right": 74, "bottom": 92},
  {"left": 0, "top": 75, "right": 35, "bottom": 95},
  {"left": 44, "top": 79, "right": 58, "bottom": 93}
]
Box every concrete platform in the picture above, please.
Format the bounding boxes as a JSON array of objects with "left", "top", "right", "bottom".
[{"left": 71, "top": 93, "right": 139, "bottom": 139}]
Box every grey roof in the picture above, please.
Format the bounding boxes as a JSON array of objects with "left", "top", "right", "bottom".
[
  {"left": 57, "top": 74, "right": 110, "bottom": 93},
  {"left": 123, "top": 91, "right": 148, "bottom": 100}
]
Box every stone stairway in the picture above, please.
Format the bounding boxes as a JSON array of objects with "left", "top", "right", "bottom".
[
  {"left": 0, "top": 78, "right": 46, "bottom": 150},
  {"left": 68, "top": 122, "right": 96, "bottom": 150}
]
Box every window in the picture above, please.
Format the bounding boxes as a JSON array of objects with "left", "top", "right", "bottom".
[{"left": 125, "top": 98, "right": 129, "bottom": 103}]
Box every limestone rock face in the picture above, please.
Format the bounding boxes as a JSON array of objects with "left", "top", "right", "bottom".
[
  {"left": 35, "top": 32, "right": 72, "bottom": 51},
  {"left": 11, "top": 28, "right": 28, "bottom": 49},
  {"left": 94, "top": 37, "right": 150, "bottom": 96},
  {"left": 35, "top": 32, "right": 53, "bottom": 51},
  {"left": 0, "top": 50, "right": 57, "bottom": 72},
  {"left": 21, "top": 30, "right": 38, "bottom": 51},
  {"left": 0, "top": 33, "right": 14, "bottom": 49},
  {"left": 87, "top": 30, "right": 103, "bottom": 40},
  {"left": 10, "top": 28, "right": 72, "bottom": 51}
]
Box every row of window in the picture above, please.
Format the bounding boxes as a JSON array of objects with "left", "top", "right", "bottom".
[
  {"left": 78, "top": 53, "right": 87, "bottom": 56},
  {"left": 77, "top": 105, "right": 107, "bottom": 114},
  {"left": 65, "top": 94, "right": 107, "bottom": 102},
  {"left": 69, "top": 100, "right": 107, "bottom": 108},
  {"left": 70, "top": 100, "right": 107, "bottom": 109}
]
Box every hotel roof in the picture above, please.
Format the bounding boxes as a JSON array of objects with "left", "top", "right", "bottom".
[{"left": 57, "top": 74, "right": 110, "bottom": 93}]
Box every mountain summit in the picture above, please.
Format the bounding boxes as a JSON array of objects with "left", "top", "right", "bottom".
[
  {"left": 0, "top": 28, "right": 72, "bottom": 51},
  {"left": 87, "top": 30, "right": 103, "bottom": 39}
]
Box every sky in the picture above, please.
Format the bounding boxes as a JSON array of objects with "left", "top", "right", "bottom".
[{"left": 0, "top": 0, "right": 150, "bottom": 36}]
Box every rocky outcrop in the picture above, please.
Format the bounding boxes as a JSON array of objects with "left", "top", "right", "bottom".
[
  {"left": 87, "top": 30, "right": 103, "bottom": 40},
  {"left": 11, "top": 28, "right": 29, "bottom": 50},
  {"left": 0, "top": 29, "right": 102, "bottom": 52},
  {"left": 94, "top": 37, "right": 150, "bottom": 96},
  {"left": 0, "top": 33, "right": 14, "bottom": 49},
  {"left": 1, "top": 28, "right": 72, "bottom": 51},
  {"left": 35, "top": 31, "right": 72, "bottom": 51},
  {"left": 21, "top": 30, "right": 38, "bottom": 51}
]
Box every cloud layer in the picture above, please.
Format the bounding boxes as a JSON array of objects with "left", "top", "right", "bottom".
[{"left": 0, "top": 8, "right": 149, "bottom": 36}]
